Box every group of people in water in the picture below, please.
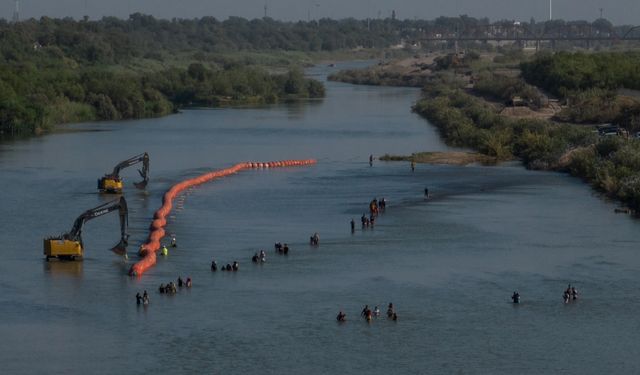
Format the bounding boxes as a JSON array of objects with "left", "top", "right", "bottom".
[
  {"left": 309, "top": 233, "right": 320, "bottom": 246},
  {"left": 252, "top": 250, "right": 267, "bottom": 263},
  {"left": 159, "top": 235, "right": 178, "bottom": 257},
  {"left": 274, "top": 242, "right": 290, "bottom": 255},
  {"left": 211, "top": 260, "right": 239, "bottom": 272},
  {"left": 369, "top": 198, "right": 386, "bottom": 214},
  {"left": 563, "top": 285, "right": 579, "bottom": 303},
  {"left": 337, "top": 303, "right": 397, "bottom": 323},
  {"left": 360, "top": 213, "right": 377, "bottom": 228},
  {"left": 158, "top": 276, "right": 192, "bottom": 295},
  {"left": 252, "top": 241, "right": 296, "bottom": 263},
  {"left": 511, "top": 284, "right": 580, "bottom": 304},
  {"left": 135, "top": 290, "right": 150, "bottom": 305},
  {"left": 354, "top": 197, "right": 387, "bottom": 230}
]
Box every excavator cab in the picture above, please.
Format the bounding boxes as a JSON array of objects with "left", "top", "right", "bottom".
[
  {"left": 98, "top": 152, "right": 149, "bottom": 193},
  {"left": 44, "top": 197, "right": 129, "bottom": 261},
  {"left": 43, "top": 238, "right": 83, "bottom": 260},
  {"left": 98, "top": 178, "right": 124, "bottom": 193}
]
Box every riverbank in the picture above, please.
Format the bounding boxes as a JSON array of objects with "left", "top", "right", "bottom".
[
  {"left": 327, "top": 54, "right": 444, "bottom": 87},
  {"left": 380, "top": 151, "right": 497, "bottom": 166},
  {"left": 416, "top": 81, "right": 640, "bottom": 213}
]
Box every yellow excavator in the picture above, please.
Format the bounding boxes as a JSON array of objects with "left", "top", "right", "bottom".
[
  {"left": 98, "top": 152, "right": 149, "bottom": 193},
  {"left": 44, "top": 197, "right": 129, "bottom": 260}
]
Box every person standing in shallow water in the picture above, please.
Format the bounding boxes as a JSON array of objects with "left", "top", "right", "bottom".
[
  {"left": 369, "top": 154, "right": 373, "bottom": 166},
  {"left": 512, "top": 291, "right": 520, "bottom": 304},
  {"left": 361, "top": 305, "right": 370, "bottom": 318},
  {"left": 350, "top": 219, "right": 355, "bottom": 233},
  {"left": 142, "top": 291, "right": 149, "bottom": 305}
]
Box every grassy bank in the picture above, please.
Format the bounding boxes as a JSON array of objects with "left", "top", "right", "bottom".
[{"left": 380, "top": 151, "right": 496, "bottom": 165}]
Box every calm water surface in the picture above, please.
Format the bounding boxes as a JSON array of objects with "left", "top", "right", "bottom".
[{"left": 1, "top": 62, "right": 639, "bottom": 374}]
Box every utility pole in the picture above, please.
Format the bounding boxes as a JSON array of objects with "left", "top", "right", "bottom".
[
  {"left": 12, "top": 0, "right": 19, "bottom": 23},
  {"left": 366, "top": 0, "right": 371, "bottom": 31},
  {"left": 599, "top": 8, "right": 603, "bottom": 19}
]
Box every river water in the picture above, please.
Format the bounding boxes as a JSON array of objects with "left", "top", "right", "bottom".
[{"left": 1, "top": 61, "right": 639, "bottom": 374}]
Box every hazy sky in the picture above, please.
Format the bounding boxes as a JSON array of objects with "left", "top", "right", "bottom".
[{"left": 2, "top": 0, "right": 639, "bottom": 25}]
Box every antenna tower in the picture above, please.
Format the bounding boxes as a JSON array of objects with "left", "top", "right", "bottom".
[{"left": 264, "top": 1, "right": 268, "bottom": 18}]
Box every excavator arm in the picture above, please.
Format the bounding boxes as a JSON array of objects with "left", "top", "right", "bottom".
[
  {"left": 44, "top": 197, "right": 129, "bottom": 260},
  {"left": 98, "top": 152, "right": 149, "bottom": 193}
]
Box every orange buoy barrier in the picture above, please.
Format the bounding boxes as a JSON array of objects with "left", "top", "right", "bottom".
[{"left": 129, "top": 159, "right": 316, "bottom": 276}]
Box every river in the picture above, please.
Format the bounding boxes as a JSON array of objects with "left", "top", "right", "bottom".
[{"left": 0, "top": 61, "right": 639, "bottom": 374}]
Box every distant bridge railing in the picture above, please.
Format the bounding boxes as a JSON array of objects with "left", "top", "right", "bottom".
[{"left": 417, "top": 23, "right": 640, "bottom": 43}]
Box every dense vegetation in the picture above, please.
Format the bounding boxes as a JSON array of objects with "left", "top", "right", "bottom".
[
  {"left": 520, "top": 52, "right": 640, "bottom": 128},
  {"left": 327, "top": 68, "right": 430, "bottom": 87},
  {"left": 5, "top": 15, "right": 629, "bottom": 64},
  {"left": 0, "top": 62, "right": 324, "bottom": 136},
  {"left": 473, "top": 72, "right": 544, "bottom": 108},
  {"left": 0, "top": 15, "right": 421, "bottom": 66},
  {"left": 554, "top": 89, "right": 640, "bottom": 126},
  {"left": 414, "top": 78, "right": 640, "bottom": 210},
  {"left": 520, "top": 52, "right": 640, "bottom": 96},
  {"left": 0, "top": 15, "right": 337, "bottom": 137}
]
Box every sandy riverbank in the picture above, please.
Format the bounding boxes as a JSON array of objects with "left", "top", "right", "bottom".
[{"left": 379, "top": 151, "right": 498, "bottom": 166}]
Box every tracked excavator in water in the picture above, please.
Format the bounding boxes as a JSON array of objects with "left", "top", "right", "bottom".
[
  {"left": 98, "top": 152, "right": 149, "bottom": 193},
  {"left": 44, "top": 197, "right": 129, "bottom": 260}
]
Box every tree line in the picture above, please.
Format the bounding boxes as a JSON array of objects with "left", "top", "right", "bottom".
[
  {"left": 2, "top": 15, "right": 635, "bottom": 66},
  {"left": 520, "top": 52, "right": 640, "bottom": 96},
  {"left": 1, "top": 14, "right": 342, "bottom": 137},
  {"left": 0, "top": 62, "right": 324, "bottom": 136}
]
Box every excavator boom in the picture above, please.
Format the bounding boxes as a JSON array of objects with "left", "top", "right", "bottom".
[
  {"left": 44, "top": 197, "right": 129, "bottom": 260},
  {"left": 98, "top": 152, "right": 149, "bottom": 193}
]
